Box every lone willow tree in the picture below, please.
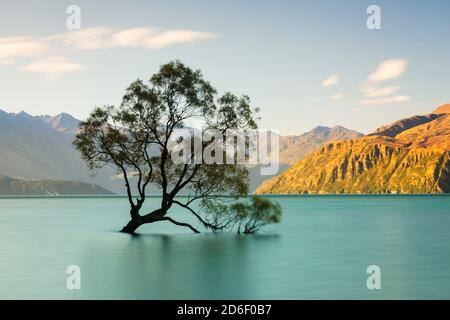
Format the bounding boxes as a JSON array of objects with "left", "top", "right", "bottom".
[{"left": 74, "top": 60, "right": 281, "bottom": 234}]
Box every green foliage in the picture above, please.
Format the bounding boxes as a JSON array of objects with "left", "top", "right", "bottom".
[
  {"left": 200, "top": 196, "right": 282, "bottom": 234},
  {"left": 74, "top": 60, "right": 282, "bottom": 233},
  {"left": 232, "top": 196, "right": 282, "bottom": 233}
]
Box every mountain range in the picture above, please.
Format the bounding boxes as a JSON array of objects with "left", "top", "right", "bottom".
[
  {"left": 0, "top": 108, "right": 362, "bottom": 194},
  {"left": 279, "top": 125, "right": 363, "bottom": 164},
  {"left": 0, "top": 110, "right": 122, "bottom": 194},
  {"left": 256, "top": 104, "right": 450, "bottom": 194},
  {"left": 248, "top": 125, "right": 363, "bottom": 191},
  {"left": 0, "top": 175, "right": 113, "bottom": 196}
]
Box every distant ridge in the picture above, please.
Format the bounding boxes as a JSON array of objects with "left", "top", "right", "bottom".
[
  {"left": 0, "top": 109, "right": 123, "bottom": 193},
  {"left": 434, "top": 103, "right": 450, "bottom": 114},
  {"left": 39, "top": 112, "right": 80, "bottom": 133},
  {"left": 0, "top": 175, "right": 113, "bottom": 195},
  {"left": 279, "top": 125, "right": 363, "bottom": 165},
  {"left": 368, "top": 114, "right": 443, "bottom": 137},
  {"left": 256, "top": 103, "right": 450, "bottom": 194},
  {"left": 248, "top": 125, "right": 363, "bottom": 192},
  {"left": 0, "top": 108, "right": 363, "bottom": 194}
]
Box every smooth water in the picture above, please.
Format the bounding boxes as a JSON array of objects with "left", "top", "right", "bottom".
[{"left": 0, "top": 195, "right": 449, "bottom": 299}]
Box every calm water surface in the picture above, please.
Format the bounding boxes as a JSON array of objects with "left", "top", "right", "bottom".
[{"left": 0, "top": 195, "right": 449, "bottom": 299}]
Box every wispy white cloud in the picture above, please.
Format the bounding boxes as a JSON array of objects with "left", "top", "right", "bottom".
[
  {"left": 322, "top": 74, "right": 339, "bottom": 87},
  {"left": 367, "top": 59, "right": 408, "bottom": 82},
  {"left": 360, "top": 95, "right": 410, "bottom": 105},
  {"left": 49, "top": 27, "right": 219, "bottom": 51},
  {"left": 0, "top": 26, "right": 219, "bottom": 75},
  {"left": 48, "top": 27, "right": 115, "bottom": 50},
  {"left": 144, "top": 29, "right": 218, "bottom": 49},
  {"left": 329, "top": 93, "right": 344, "bottom": 100},
  {"left": 111, "top": 28, "right": 218, "bottom": 49},
  {"left": 0, "top": 37, "right": 49, "bottom": 65},
  {"left": 19, "top": 56, "right": 85, "bottom": 75},
  {"left": 358, "top": 59, "right": 410, "bottom": 106},
  {"left": 360, "top": 85, "right": 401, "bottom": 97},
  {"left": 110, "top": 27, "right": 157, "bottom": 48}
]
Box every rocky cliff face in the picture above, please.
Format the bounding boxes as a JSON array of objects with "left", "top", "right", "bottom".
[{"left": 256, "top": 105, "right": 450, "bottom": 194}]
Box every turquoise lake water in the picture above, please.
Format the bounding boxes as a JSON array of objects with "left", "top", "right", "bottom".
[{"left": 0, "top": 195, "right": 449, "bottom": 299}]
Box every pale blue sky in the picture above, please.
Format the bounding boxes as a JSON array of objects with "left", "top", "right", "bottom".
[{"left": 0, "top": 0, "right": 449, "bottom": 134}]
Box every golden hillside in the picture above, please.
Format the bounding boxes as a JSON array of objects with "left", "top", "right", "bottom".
[
  {"left": 255, "top": 106, "right": 450, "bottom": 194},
  {"left": 434, "top": 103, "right": 450, "bottom": 114}
]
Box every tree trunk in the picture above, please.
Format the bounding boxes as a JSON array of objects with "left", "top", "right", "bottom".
[
  {"left": 120, "top": 208, "right": 166, "bottom": 234},
  {"left": 120, "top": 208, "right": 200, "bottom": 234},
  {"left": 120, "top": 219, "right": 143, "bottom": 233}
]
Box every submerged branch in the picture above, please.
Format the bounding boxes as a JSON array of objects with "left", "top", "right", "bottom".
[
  {"left": 159, "top": 217, "right": 200, "bottom": 233},
  {"left": 172, "top": 200, "right": 222, "bottom": 231}
]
